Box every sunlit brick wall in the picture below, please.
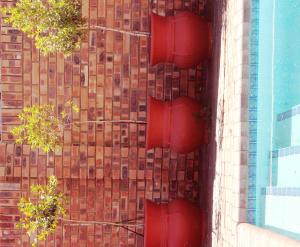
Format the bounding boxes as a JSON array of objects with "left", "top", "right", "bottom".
[{"left": 0, "top": 0, "right": 209, "bottom": 246}]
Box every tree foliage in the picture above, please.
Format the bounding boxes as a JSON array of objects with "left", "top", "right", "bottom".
[
  {"left": 11, "top": 101, "right": 79, "bottom": 153},
  {"left": 17, "top": 176, "right": 66, "bottom": 247},
  {"left": 0, "top": 0, "right": 86, "bottom": 56}
]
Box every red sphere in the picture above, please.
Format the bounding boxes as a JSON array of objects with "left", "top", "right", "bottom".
[
  {"left": 144, "top": 199, "right": 207, "bottom": 247},
  {"left": 146, "top": 96, "right": 209, "bottom": 154},
  {"left": 150, "top": 11, "right": 212, "bottom": 68}
]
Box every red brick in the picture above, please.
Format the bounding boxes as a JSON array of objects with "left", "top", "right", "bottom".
[
  {"left": 0, "top": 145, "right": 6, "bottom": 164},
  {"left": 0, "top": 191, "right": 20, "bottom": 198},
  {"left": 0, "top": 207, "right": 19, "bottom": 215},
  {"left": 0, "top": 238, "right": 16, "bottom": 244},
  {"left": 0, "top": 223, "right": 16, "bottom": 230},
  {"left": 0, "top": 215, "right": 13, "bottom": 221}
]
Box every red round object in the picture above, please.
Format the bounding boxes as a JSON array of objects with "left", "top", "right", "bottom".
[
  {"left": 150, "top": 11, "right": 212, "bottom": 68},
  {"left": 146, "top": 96, "right": 209, "bottom": 154},
  {"left": 144, "top": 199, "right": 207, "bottom": 247}
]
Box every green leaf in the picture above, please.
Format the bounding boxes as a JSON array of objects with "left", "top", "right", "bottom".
[
  {"left": 0, "top": 0, "right": 86, "bottom": 56},
  {"left": 11, "top": 104, "right": 64, "bottom": 152},
  {"left": 11, "top": 101, "right": 80, "bottom": 152},
  {"left": 17, "top": 176, "right": 67, "bottom": 247}
]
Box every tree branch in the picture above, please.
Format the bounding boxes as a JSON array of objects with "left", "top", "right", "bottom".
[
  {"left": 60, "top": 218, "right": 144, "bottom": 227},
  {"left": 90, "top": 25, "right": 150, "bottom": 37},
  {"left": 65, "top": 120, "right": 147, "bottom": 127}
]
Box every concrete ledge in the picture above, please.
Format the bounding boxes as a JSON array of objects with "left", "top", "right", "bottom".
[{"left": 237, "top": 223, "right": 300, "bottom": 247}]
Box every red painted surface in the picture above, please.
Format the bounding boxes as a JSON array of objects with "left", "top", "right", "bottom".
[
  {"left": 144, "top": 199, "right": 206, "bottom": 247},
  {"left": 150, "top": 11, "right": 212, "bottom": 68},
  {"left": 146, "top": 97, "right": 209, "bottom": 154}
]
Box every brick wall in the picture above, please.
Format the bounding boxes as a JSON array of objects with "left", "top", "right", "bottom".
[{"left": 0, "top": 0, "right": 210, "bottom": 246}]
